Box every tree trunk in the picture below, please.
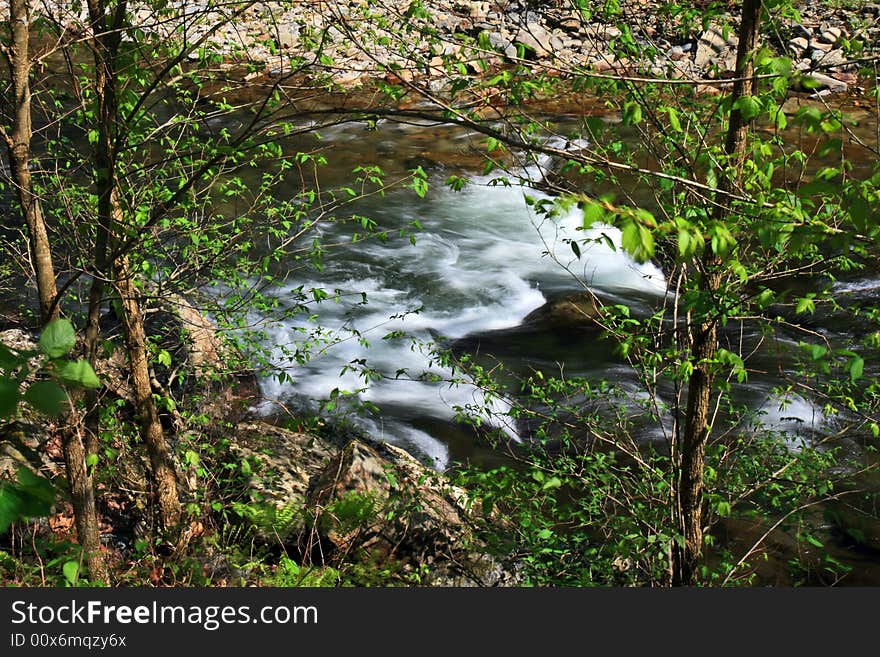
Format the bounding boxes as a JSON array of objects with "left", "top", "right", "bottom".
[
  {"left": 6, "top": 0, "right": 58, "bottom": 326},
  {"left": 85, "top": 0, "right": 181, "bottom": 532},
  {"left": 5, "top": 0, "right": 107, "bottom": 582},
  {"left": 114, "top": 254, "right": 182, "bottom": 530},
  {"left": 673, "top": 0, "right": 763, "bottom": 586},
  {"left": 60, "top": 419, "right": 109, "bottom": 582}
]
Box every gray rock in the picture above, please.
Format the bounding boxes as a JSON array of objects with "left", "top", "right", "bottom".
[
  {"left": 810, "top": 47, "right": 849, "bottom": 70},
  {"left": 818, "top": 26, "right": 844, "bottom": 44},
  {"left": 787, "top": 36, "right": 809, "bottom": 57},
  {"left": 791, "top": 23, "right": 813, "bottom": 41},
  {"left": 522, "top": 292, "right": 604, "bottom": 329},
  {"left": 486, "top": 30, "right": 510, "bottom": 52},
  {"left": 230, "top": 421, "right": 520, "bottom": 585},
  {"left": 669, "top": 45, "right": 688, "bottom": 61},
  {"left": 514, "top": 21, "right": 556, "bottom": 58},
  {"left": 276, "top": 24, "right": 299, "bottom": 49},
  {"left": 230, "top": 421, "right": 338, "bottom": 542},
  {"left": 802, "top": 72, "right": 848, "bottom": 93},
  {"left": 694, "top": 25, "right": 738, "bottom": 75}
]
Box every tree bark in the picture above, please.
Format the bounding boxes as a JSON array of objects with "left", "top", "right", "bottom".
[
  {"left": 5, "top": 0, "right": 58, "bottom": 326},
  {"left": 5, "top": 0, "right": 108, "bottom": 582},
  {"left": 673, "top": 0, "right": 763, "bottom": 586},
  {"left": 60, "top": 418, "right": 109, "bottom": 583},
  {"left": 85, "top": 0, "right": 181, "bottom": 532},
  {"left": 114, "top": 255, "right": 182, "bottom": 529}
]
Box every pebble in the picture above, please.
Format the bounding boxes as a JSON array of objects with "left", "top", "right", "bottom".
[{"left": 2, "top": 0, "right": 859, "bottom": 97}]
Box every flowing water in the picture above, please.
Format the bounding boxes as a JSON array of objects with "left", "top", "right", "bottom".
[
  {"left": 249, "top": 107, "right": 879, "bottom": 475},
  {"left": 232, "top": 103, "right": 880, "bottom": 582},
  {"left": 252, "top": 121, "right": 670, "bottom": 469}
]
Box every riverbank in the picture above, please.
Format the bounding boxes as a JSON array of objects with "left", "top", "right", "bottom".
[
  {"left": 4, "top": 1, "right": 873, "bottom": 97},
  {"left": 144, "top": 1, "right": 875, "bottom": 97}
]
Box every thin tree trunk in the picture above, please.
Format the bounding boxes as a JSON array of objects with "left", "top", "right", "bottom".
[
  {"left": 673, "top": 0, "right": 763, "bottom": 586},
  {"left": 5, "top": 0, "right": 107, "bottom": 582},
  {"left": 85, "top": 0, "right": 181, "bottom": 532},
  {"left": 60, "top": 417, "right": 109, "bottom": 582},
  {"left": 6, "top": 0, "right": 58, "bottom": 326},
  {"left": 114, "top": 254, "right": 182, "bottom": 530}
]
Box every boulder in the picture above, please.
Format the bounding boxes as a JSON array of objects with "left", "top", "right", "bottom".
[
  {"left": 809, "top": 47, "right": 849, "bottom": 70},
  {"left": 694, "top": 25, "right": 738, "bottom": 76},
  {"left": 522, "top": 291, "right": 604, "bottom": 330},
  {"left": 787, "top": 36, "right": 809, "bottom": 57},
  {"left": 229, "top": 421, "right": 338, "bottom": 542},
  {"left": 800, "top": 71, "right": 848, "bottom": 94},
  {"left": 230, "top": 420, "right": 519, "bottom": 585},
  {"left": 514, "top": 22, "right": 559, "bottom": 59}
]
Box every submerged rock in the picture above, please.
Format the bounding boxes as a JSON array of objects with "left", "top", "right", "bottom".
[{"left": 522, "top": 291, "right": 604, "bottom": 329}]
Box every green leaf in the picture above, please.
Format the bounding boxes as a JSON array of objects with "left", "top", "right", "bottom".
[
  {"left": 56, "top": 359, "right": 102, "bottom": 389},
  {"left": 23, "top": 380, "right": 68, "bottom": 417},
  {"left": 542, "top": 476, "right": 563, "bottom": 491},
  {"left": 666, "top": 107, "right": 682, "bottom": 132},
  {"left": 582, "top": 200, "right": 605, "bottom": 229},
  {"left": 677, "top": 229, "right": 693, "bottom": 259},
  {"left": 39, "top": 318, "right": 76, "bottom": 359},
  {"left": 570, "top": 240, "right": 581, "bottom": 259},
  {"left": 804, "top": 534, "right": 824, "bottom": 548},
  {"left": 849, "top": 356, "right": 864, "bottom": 382},
  {"left": 63, "top": 560, "right": 79, "bottom": 586},
  {"left": 0, "top": 378, "right": 19, "bottom": 418},
  {"left": 157, "top": 349, "right": 172, "bottom": 367},
  {"left": 0, "top": 467, "right": 56, "bottom": 533},
  {"left": 622, "top": 101, "right": 642, "bottom": 125},
  {"left": 620, "top": 218, "right": 655, "bottom": 264},
  {"left": 795, "top": 297, "right": 815, "bottom": 315},
  {"left": 86, "top": 453, "right": 99, "bottom": 469},
  {"left": 0, "top": 343, "right": 17, "bottom": 371},
  {"left": 733, "top": 95, "right": 762, "bottom": 121}
]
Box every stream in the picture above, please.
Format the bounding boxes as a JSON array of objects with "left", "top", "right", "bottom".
[{"left": 249, "top": 106, "right": 878, "bottom": 471}]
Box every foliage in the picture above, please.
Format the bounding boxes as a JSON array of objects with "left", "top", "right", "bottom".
[{"left": 2, "top": 0, "right": 879, "bottom": 586}]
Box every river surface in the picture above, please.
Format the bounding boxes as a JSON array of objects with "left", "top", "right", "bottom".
[
  {"left": 250, "top": 119, "right": 672, "bottom": 469},
  {"left": 224, "top": 100, "right": 880, "bottom": 583},
  {"left": 245, "top": 102, "right": 880, "bottom": 476}
]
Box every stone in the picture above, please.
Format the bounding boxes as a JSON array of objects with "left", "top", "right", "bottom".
[
  {"left": 801, "top": 72, "right": 848, "bottom": 93},
  {"left": 276, "top": 24, "right": 299, "bottom": 50},
  {"left": 787, "top": 36, "right": 809, "bottom": 57},
  {"left": 694, "top": 25, "right": 738, "bottom": 75},
  {"left": 514, "top": 21, "right": 555, "bottom": 58},
  {"left": 818, "top": 26, "right": 844, "bottom": 44},
  {"left": 522, "top": 292, "right": 604, "bottom": 329},
  {"left": 594, "top": 25, "right": 622, "bottom": 40},
  {"left": 669, "top": 45, "right": 688, "bottom": 62},
  {"left": 230, "top": 421, "right": 519, "bottom": 585},
  {"left": 790, "top": 23, "right": 813, "bottom": 41},
  {"left": 809, "top": 48, "right": 849, "bottom": 70},
  {"left": 486, "top": 30, "right": 510, "bottom": 52},
  {"left": 230, "top": 421, "right": 339, "bottom": 543}
]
